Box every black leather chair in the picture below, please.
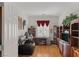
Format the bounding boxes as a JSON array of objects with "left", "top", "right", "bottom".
[{"left": 18, "top": 39, "right": 35, "bottom": 56}]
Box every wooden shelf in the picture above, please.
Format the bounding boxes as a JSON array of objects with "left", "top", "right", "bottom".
[
  {"left": 72, "top": 36, "right": 79, "bottom": 39},
  {"left": 72, "top": 30, "right": 79, "bottom": 31}
]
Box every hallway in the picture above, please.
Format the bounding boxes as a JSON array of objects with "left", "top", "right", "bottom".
[{"left": 32, "top": 45, "right": 62, "bottom": 57}]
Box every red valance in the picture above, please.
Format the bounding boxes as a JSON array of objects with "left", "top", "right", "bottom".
[
  {"left": 37, "top": 20, "right": 49, "bottom": 27},
  {"left": 37, "top": 21, "right": 40, "bottom": 26}
]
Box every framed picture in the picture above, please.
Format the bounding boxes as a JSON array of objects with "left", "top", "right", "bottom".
[
  {"left": 18, "top": 16, "right": 23, "bottom": 30},
  {"left": 23, "top": 20, "right": 26, "bottom": 29}
]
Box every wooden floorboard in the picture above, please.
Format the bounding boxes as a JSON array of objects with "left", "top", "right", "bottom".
[{"left": 32, "top": 45, "right": 62, "bottom": 57}]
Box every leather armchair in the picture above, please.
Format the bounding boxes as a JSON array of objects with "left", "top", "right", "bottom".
[{"left": 18, "top": 39, "right": 35, "bottom": 56}]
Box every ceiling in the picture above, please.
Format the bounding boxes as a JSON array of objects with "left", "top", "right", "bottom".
[{"left": 14, "top": 2, "right": 79, "bottom": 16}]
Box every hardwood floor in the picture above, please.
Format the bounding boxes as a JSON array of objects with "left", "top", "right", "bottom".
[
  {"left": 32, "top": 45, "right": 62, "bottom": 57},
  {"left": 19, "top": 45, "right": 62, "bottom": 57}
]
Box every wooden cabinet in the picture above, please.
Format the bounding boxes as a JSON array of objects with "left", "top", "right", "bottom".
[
  {"left": 58, "top": 40, "right": 71, "bottom": 57},
  {"left": 57, "top": 25, "right": 71, "bottom": 57}
]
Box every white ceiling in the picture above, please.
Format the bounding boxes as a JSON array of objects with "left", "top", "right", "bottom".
[{"left": 14, "top": 2, "right": 79, "bottom": 16}]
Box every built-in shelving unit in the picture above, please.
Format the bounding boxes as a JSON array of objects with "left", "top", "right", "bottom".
[
  {"left": 63, "top": 25, "right": 70, "bottom": 35},
  {"left": 59, "top": 25, "right": 70, "bottom": 39},
  {"left": 70, "top": 19, "right": 79, "bottom": 47},
  {"left": 57, "top": 27, "right": 59, "bottom": 38},
  {"left": 53, "top": 25, "right": 58, "bottom": 44},
  {"left": 59, "top": 26, "right": 63, "bottom": 39},
  {"left": 56, "top": 25, "right": 71, "bottom": 57},
  {"left": 70, "top": 18, "right": 79, "bottom": 57}
]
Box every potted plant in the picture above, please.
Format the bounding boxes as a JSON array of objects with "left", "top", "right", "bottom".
[{"left": 62, "top": 14, "right": 78, "bottom": 26}]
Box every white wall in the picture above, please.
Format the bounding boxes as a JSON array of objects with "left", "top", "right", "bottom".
[
  {"left": 28, "top": 15, "right": 59, "bottom": 40},
  {"left": 17, "top": 8, "right": 29, "bottom": 36},
  {"left": 3, "top": 3, "right": 29, "bottom": 56},
  {"left": 18, "top": 17, "right": 28, "bottom": 36},
  {"left": 28, "top": 15, "right": 58, "bottom": 28},
  {"left": 3, "top": 2, "right": 19, "bottom": 57}
]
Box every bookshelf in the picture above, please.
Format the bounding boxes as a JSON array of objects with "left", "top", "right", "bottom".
[
  {"left": 70, "top": 18, "right": 79, "bottom": 57},
  {"left": 53, "top": 25, "right": 58, "bottom": 44},
  {"left": 57, "top": 27, "right": 59, "bottom": 38},
  {"left": 70, "top": 19, "right": 79, "bottom": 47},
  {"left": 59, "top": 26, "right": 63, "bottom": 39}
]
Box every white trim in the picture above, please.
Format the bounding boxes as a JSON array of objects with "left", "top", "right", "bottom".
[{"left": 2, "top": 3, "right": 4, "bottom": 57}]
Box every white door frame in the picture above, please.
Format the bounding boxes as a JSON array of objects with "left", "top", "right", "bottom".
[{"left": 1, "top": 3, "right": 4, "bottom": 57}]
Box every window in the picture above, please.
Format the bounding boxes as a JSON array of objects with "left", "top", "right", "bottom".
[{"left": 36, "top": 20, "right": 49, "bottom": 37}]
